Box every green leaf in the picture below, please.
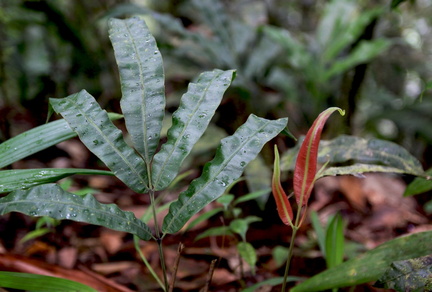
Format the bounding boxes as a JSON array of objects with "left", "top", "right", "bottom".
[
  {"left": 325, "top": 213, "right": 345, "bottom": 269},
  {"left": 217, "top": 194, "right": 235, "bottom": 210},
  {"left": 310, "top": 210, "right": 326, "bottom": 257},
  {"left": 184, "top": 207, "right": 223, "bottom": 232},
  {"left": 281, "top": 135, "right": 426, "bottom": 178},
  {"left": 242, "top": 276, "right": 303, "bottom": 292},
  {"left": 291, "top": 231, "right": 432, "bottom": 292},
  {"left": 109, "top": 17, "right": 165, "bottom": 165},
  {"left": 162, "top": 115, "right": 288, "bottom": 234},
  {"left": 233, "top": 188, "right": 271, "bottom": 206},
  {"left": 244, "top": 156, "right": 272, "bottom": 209},
  {"left": 0, "top": 113, "right": 122, "bottom": 169},
  {"left": 0, "top": 184, "right": 153, "bottom": 240},
  {"left": 321, "top": 7, "right": 384, "bottom": 63},
  {"left": 229, "top": 216, "right": 261, "bottom": 241},
  {"left": 374, "top": 255, "right": 432, "bottom": 291},
  {"left": 404, "top": 168, "right": 432, "bottom": 196},
  {"left": 195, "top": 226, "right": 232, "bottom": 241},
  {"left": 391, "top": 0, "right": 407, "bottom": 9},
  {"left": 0, "top": 168, "right": 113, "bottom": 194},
  {"left": 0, "top": 271, "right": 97, "bottom": 292},
  {"left": 237, "top": 242, "right": 257, "bottom": 274},
  {"left": 50, "top": 90, "right": 149, "bottom": 193},
  {"left": 324, "top": 39, "right": 391, "bottom": 81},
  {"left": 152, "top": 69, "right": 235, "bottom": 190}
]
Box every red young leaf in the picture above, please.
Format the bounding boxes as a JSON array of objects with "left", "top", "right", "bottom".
[
  {"left": 293, "top": 107, "right": 345, "bottom": 206},
  {"left": 272, "top": 145, "right": 293, "bottom": 225}
]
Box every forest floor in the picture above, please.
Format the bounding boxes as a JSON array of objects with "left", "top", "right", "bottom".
[{"left": 1, "top": 133, "right": 431, "bottom": 292}]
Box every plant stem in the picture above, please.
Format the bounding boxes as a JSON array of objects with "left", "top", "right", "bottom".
[
  {"left": 281, "top": 226, "right": 298, "bottom": 291},
  {"left": 150, "top": 190, "right": 169, "bottom": 292}
]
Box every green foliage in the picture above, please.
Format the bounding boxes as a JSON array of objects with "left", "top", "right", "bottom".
[
  {"left": 291, "top": 231, "right": 432, "bottom": 292},
  {"left": 109, "top": 17, "right": 165, "bottom": 166},
  {"left": 374, "top": 255, "right": 432, "bottom": 291},
  {"left": 0, "top": 113, "right": 122, "bottom": 169},
  {"left": 310, "top": 211, "right": 346, "bottom": 269},
  {"left": 0, "top": 16, "right": 287, "bottom": 290},
  {"left": 0, "top": 168, "right": 113, "bottom": 194},
  {"left": 404, "top": 168, "right": 432, "bottom": 196},
  {"left": 162, "top": 114, "right": 286, "bottom": 234},
  {"left": 0, "top": 271, "right": 97, "bottom": 292},
  {"left": 50, "top": 90, "right": 150, "bottom": 193},
  {"left": 324, "top": 214, "right": 345, "bottom": 270},
  {"left": 0, "top": 184, "right": 153, "bottom": 240},
  {"left": 281, "top": 135, "right": 427, "bottom": 178},
  {"left": 151, "top": 69, "right": 235, "bottom": 190}
]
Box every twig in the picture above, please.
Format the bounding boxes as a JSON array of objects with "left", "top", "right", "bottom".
[
  {"left": 168, "top": 242, "right": 184, "bottom": 292},
  {"left": 201, "top": 259, "right": 217, "bottom": 292}
]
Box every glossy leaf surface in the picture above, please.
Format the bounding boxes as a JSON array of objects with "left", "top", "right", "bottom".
[
  {"left": 109, "top": 17, "right": 165, "bottom": 165},
  {"left": 0, "top": 168, "right": 113, "bottom": 194},
  {"left": 0, "top": 113, "right": 122, "bottom": 169},
  {"left": 294, "top": 107, "right": 344, "bottom": 206},
  {"left": 291, "top": 231, "right": 432, "bottom": 292},
  {"left": 272, "top": 145, "right": 293, "bottom": 225},
  {"left": 152, "top": 69, "right": 235, "bottom": 190},
  {"left": 50, "top": 90, "right": 149, "bottom": 193},
  {"left": 281, "top": 135, "right": 426, "bottom": 178},
  {"left": 0, "top": 184, "right": 152, "bottom": 240},
  {"left": 162, "top": 115, "right": 287, "bottom": 234},
  {"left": 0, "top": 272, "right": 97, "bottom": 292}
]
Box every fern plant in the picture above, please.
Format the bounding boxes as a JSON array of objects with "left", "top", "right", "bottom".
[{"left": 0, "top": 17, "right": 287, "bottom": 291}]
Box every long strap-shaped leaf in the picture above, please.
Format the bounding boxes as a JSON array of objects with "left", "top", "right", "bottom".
[
  {"left": 293, "top": 107, "right": 344, "bottom": 206},
  {"left": 50, "top": 90, "right": 148, "bottom": 193},
  {"left": 0, "top": 113, "right": 122, "bottom": 169},
  {"left": 0, "top": 168, "right": 113, "bottom": 194},
  {"left": 272, "top": 145, "right": 293, "bottom": 225},
  {"left": 109, "top": 17, "right": 165, "bottom": 166},
  {"left": 291, "top": 231, "right": 432, "bottom": 292},
  {"left": 0, "top": 184, "right": 153, "bottom": 240},
  {"left": 162, "top": 115, "right": 287, "bottom": 234},
  {"left": 152, "top": 69, "right": 235, "bottom": 190}
]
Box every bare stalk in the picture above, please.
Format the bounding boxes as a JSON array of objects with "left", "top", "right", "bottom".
[
  {"left": 168, "top": 242, "right": 184, "bottom": 292},
  {"left": 150, "top": 190, "right": 169, "bottom": 291}
]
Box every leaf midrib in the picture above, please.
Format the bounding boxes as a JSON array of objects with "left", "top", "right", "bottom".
[
  {"left": 67, "top": 97, "right": 148, "bottom": 191},
  {"left": 153, "top": 72, "right": 222, "bottom": 189},
  {"left": 164, "top": 119, "right": 272, "bottom": 233},
  {"left": 1, "top": 196, "right": 152, "bottom": 239}
]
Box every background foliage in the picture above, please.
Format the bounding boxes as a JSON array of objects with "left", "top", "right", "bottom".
[{"left": 1, "top": 0, "right": 432, "bottom": 290}]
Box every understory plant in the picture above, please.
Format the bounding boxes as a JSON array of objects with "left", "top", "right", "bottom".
[
  {"left": 271, "top": 107, "right": 432, "bottom": 291},
  {"left": 0, "top": 17, "right": 287, "bottom": 291}
]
